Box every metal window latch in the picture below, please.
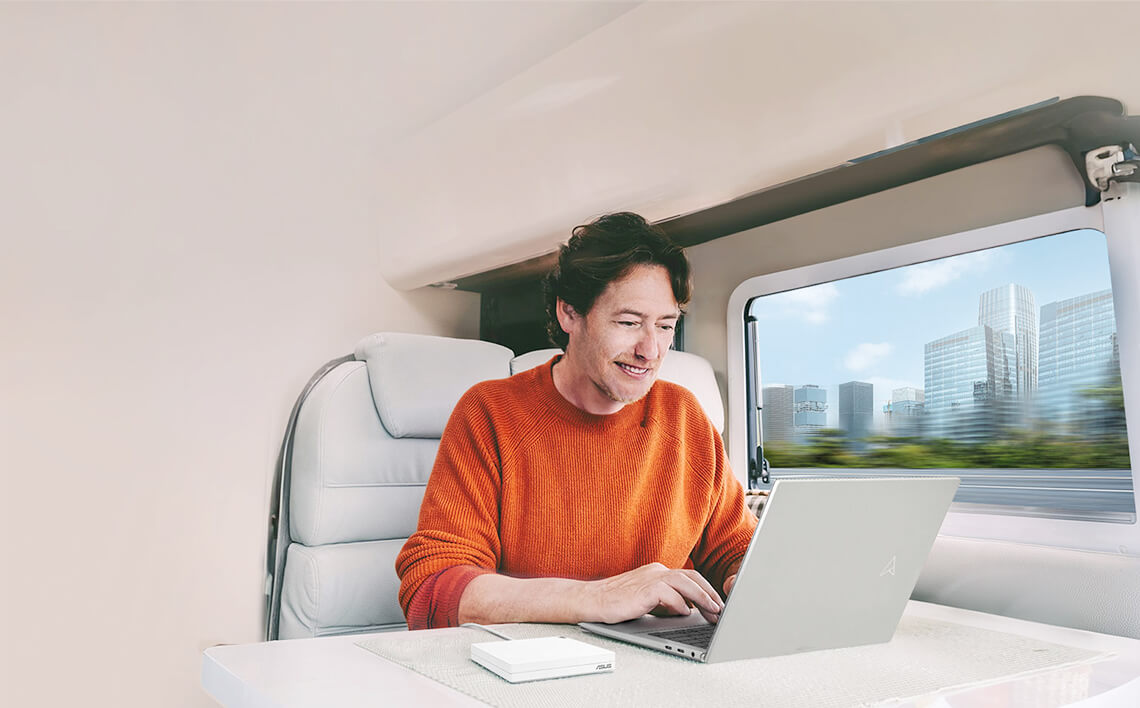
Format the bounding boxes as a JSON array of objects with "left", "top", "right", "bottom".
[
  {"left": 753, "top": 446, "right": 771, "bottom": 485},
  {"left": 1086, "top": 144, "right": 1140, "bottom": 191}
]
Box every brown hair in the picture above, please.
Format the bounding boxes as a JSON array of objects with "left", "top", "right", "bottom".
[{"left": 543, "top": 212, "right": 691, "bottom": 348}]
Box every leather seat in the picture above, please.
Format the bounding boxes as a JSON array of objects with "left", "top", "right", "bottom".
[{"left": 270, "top": 333, "right": 513, "bottom": 638}]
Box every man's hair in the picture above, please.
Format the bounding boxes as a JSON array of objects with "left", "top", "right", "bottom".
[{"left": 544, "top": 212, "right": 691, "bottom": 348}]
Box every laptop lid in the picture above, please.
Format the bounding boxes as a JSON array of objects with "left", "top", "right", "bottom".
[{"left": 580, "top": 476, "right": 959, "bottom": 662}]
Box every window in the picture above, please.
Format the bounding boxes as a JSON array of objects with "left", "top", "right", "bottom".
[
  {"left": 726, "top": 196, "right": 1140, "bottom": 554},
  {"left": 746, "top": 228, "right": 1131, "bottom": 523}
]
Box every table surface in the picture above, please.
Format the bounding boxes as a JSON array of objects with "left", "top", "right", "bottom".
[{"left": 201, "top": 601, "right": 1140, "bottom": 708}]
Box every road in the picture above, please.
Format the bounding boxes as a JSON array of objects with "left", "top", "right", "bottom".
[{"left": 769, "top": 468, "right": 1136, "bottom": 519}]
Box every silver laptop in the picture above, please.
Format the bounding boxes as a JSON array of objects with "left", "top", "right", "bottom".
[{"left": 580, "top": 476, "right": 959, "bottom": 663}]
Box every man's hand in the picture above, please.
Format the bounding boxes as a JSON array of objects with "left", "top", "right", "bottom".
[
  {"left": 584, "top": 562, "right": 724, "bottom": 625},
  {"left": 457, "top": 564, "right": 728, "bottom": 627}
]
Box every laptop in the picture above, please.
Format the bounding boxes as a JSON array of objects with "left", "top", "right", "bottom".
[{"left": 579, "top": 476, "right": 959, "bottom": 663}]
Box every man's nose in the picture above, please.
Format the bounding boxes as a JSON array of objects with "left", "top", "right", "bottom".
[{"left": 635, "top": 327, "right": 659, "bottom": 361}]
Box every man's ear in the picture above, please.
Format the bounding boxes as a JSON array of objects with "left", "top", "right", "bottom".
[{"left": 555, "top": 298, "right": 582, "bottom": 336}]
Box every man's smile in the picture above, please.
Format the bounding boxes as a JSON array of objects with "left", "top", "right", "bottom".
[{"left": 616, "top": 362, "right": 651, "bottom": 377}]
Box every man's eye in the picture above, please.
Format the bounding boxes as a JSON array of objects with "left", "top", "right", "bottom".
[
  {"left": 659, "top": 324, "right": 675, "bottom": 332},
  {"left": 618, "top": 321, "right": 638, "bottom": 327}
]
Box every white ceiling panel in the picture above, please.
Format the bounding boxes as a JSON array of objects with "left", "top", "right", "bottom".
[{"left": 370, "top": 1, "right": 1140, "bottom": 289}]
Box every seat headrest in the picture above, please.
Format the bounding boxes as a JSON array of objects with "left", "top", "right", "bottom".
[
  {"left": 510, "top": 348, "right": 562, "bottom": 375},
  {"left": 509, "top": 348, "right": 725, "bottom": 433},
  {"left": 355, "top": 332, "right": 514, "bottom": 438},
  {"left": 658, "top": 350, "right": 724, "bottom": 433}
]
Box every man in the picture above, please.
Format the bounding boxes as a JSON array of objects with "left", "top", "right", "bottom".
[{"left": 396, "top": 212, "right": 757, "bottom": 630}]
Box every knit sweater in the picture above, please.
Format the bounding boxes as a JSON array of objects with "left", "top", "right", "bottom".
[{"left": 395, "top": 356, "right": 757, "bottom": 629}]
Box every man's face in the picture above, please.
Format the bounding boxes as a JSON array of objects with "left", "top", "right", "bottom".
[{"left": 556, "top": 264, "right": 680, "bottom": 414}]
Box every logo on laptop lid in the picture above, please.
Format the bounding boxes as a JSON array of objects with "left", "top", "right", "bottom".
[{"left": 879, "top": 555, "right": 897, "bottom": 577}]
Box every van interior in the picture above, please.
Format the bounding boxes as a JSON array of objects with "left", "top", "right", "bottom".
[{"left": 4, "top": 3, "right": 1140, "bottom": 707}]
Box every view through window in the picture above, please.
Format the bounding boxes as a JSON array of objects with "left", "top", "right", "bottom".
[{"left": 747, "top": 229, "right": 1134, "bottom": 522}]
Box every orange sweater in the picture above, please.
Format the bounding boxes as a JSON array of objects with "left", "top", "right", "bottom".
[{"left": 395, "top": 356, "right": 757, "bottom": 629}]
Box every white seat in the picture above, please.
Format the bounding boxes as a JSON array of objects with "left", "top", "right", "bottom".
[{"left": 268, "top": 332, "right": 514, "bottom": 639}]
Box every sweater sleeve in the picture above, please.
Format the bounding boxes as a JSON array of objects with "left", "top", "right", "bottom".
[
  {"left": 395, "top": 387, "right": 505, "bottom": 627},
  {"left": 689, "top": 427, "right": 757, "bottom": 596},
  {"left": 403, "top": 565, "right": 494, "bottom": 630}
]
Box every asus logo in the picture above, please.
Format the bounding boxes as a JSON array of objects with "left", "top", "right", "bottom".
[
  {"left": 880, "top": 555, "right": 897, "bottom": 577},
  {"left": 595, "top": 663, "right": 613, "bottom": 670}
]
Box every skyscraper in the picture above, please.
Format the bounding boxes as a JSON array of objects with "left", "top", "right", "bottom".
[
  {"left": 1038, "top": 289, "right": 1119, "bottom": 426},
  {"left": 793, "top": 384, "right": 827, "bottom": 436},
  {"left": 883, "top": 387, "right": 924, "bottom": 436},
  {"left": 924, "top": 325, "right": 1016, "bottom": 442},
  {"left": 978, "top": 284, "right": 1037, "bottom": 400},
  {"left": 761, "top": 384, "right": 795, "bottom": 443},
  {"left": 892, "top": 387, "right": 924, "bottom": 405},
  {"left": 839, "top": 381, "right": 874, "bottom": 441}
]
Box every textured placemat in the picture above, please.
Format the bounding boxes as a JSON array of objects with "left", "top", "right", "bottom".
[{"left": 357, "top": 616, "right": 1111, "bottom": 707}]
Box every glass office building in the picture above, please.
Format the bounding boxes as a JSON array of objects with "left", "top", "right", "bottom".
[
  {"left": 1037, "top": 289, "right": 1121, "bottom": 429},
  {"left": 839, "top": 381, "right": 874, "bottom": 441},
  {"left": 924, "top": 325, "right": 1016, "bottom": 442},
  {"left": 978, "top": 283, "right": 1037, "bottom": 401},
  {"left": 883, "top": 387, "right": 925, "bottom": 437},
  {"left": 793, "top": 384, "right": 828, "bottom": 435},
  {"left": 761, "top": 384, "right": 795, "bottom": 443}
]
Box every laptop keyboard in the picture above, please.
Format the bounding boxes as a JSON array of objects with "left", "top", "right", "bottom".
[{"left": 647, "top": 624, "right": 716, "bottom": 649}]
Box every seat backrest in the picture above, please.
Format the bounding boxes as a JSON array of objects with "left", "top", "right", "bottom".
[
  {"left": 510, "top": 348, "right": 725, "bottom": 433},
  {"left": 273, "top": 332, "right": 513, "bottom": 638}
]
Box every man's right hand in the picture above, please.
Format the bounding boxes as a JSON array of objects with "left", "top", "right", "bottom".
[{"left": 583, "top": 562, "right": 724, "bottom": 625}]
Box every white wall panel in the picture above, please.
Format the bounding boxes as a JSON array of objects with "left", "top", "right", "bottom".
[{"left": 0, "top": 6, "right": 485, "bottom": 707}]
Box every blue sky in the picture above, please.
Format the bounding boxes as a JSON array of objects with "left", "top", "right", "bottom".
[{"left": 748, "top": 229, "right": 1116, "bottom": 428}]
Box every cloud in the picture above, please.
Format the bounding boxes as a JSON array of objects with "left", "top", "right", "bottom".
[
  {"left": 896, "top": 250, "right": 994, "bottom": 295},
  {"left": 755, "top": 282, "right": 839, "bottom": 324},
  {"left": 844, "top": 342, "right": 893, "bottom": 372}
]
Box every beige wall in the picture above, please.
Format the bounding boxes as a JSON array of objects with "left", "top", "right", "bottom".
[
  {"left": 683, "top": 146, "right": 1086, "bottom": 449},
  {"left": 0, "top": 7, "right": 478, "bottom": 708}
]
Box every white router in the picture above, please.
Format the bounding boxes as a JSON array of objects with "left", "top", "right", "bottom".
[{"left": 470, "top": 636, "right": 615, "bottom": 683}]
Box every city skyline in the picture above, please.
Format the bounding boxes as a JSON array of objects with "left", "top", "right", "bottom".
[{"left": 749, "top": 228, "right": 1115, "bottom": 430}]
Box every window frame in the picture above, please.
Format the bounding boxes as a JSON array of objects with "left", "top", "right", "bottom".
[{"left": 725, "top": 184, "right": 1140, "bottom": 555}]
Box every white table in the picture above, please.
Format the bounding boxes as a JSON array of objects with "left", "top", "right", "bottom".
[{"left": 201, "top": 601, "right": 1140, "bottom": 707}]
